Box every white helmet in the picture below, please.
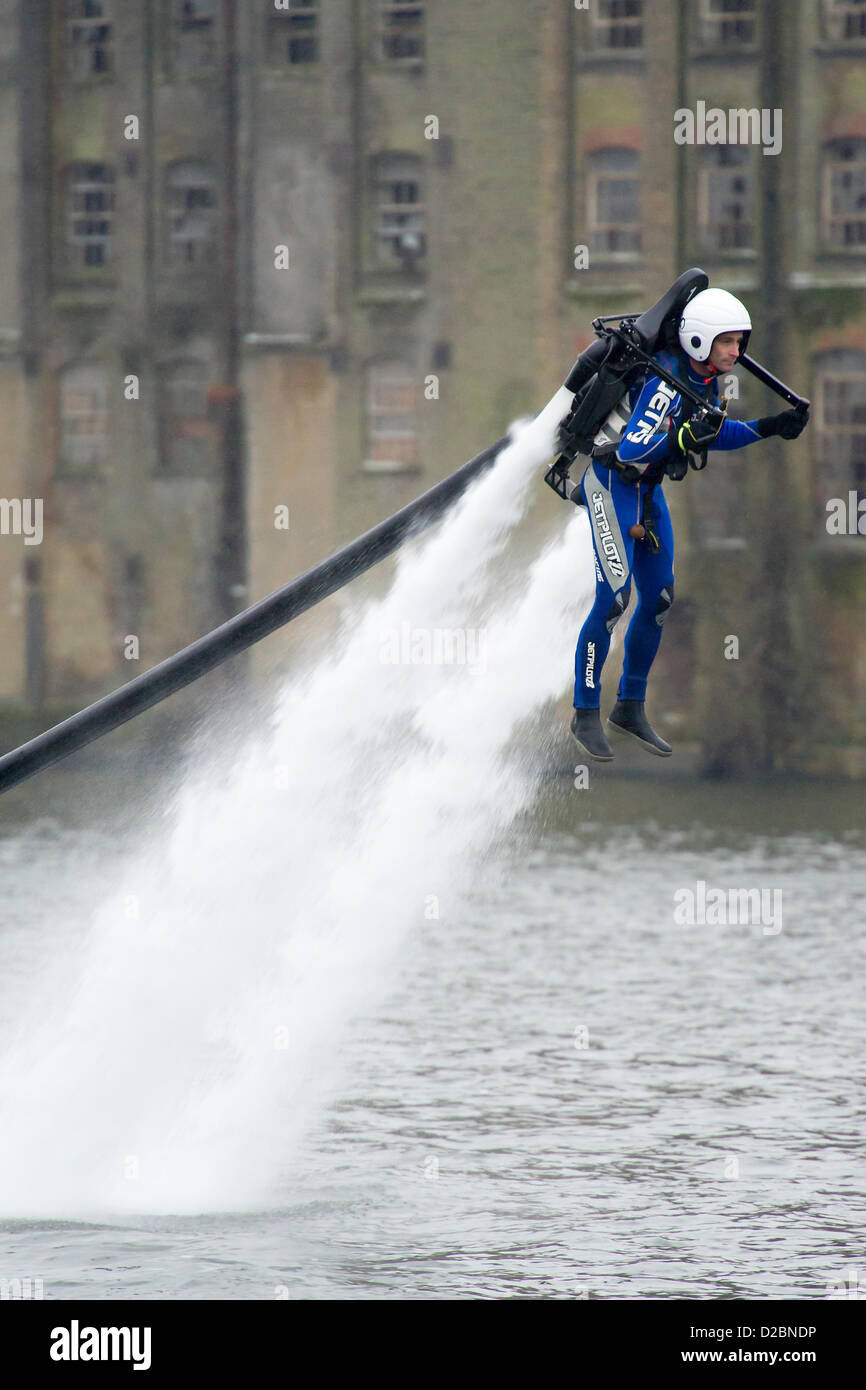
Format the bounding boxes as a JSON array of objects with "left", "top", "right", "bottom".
[{"left": 678, "top": 288, "right": 751, "bottom": 362}]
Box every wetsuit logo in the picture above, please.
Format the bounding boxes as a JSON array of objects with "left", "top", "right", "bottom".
[
  {"left": 585, "top": 641, "right": 596, "bottom": 689},
  {"left": 625, "top": 380, "right": 677, "bottom": 446},
  {"left": 590, "top": 491, "right": 625, "bottom": 579}
]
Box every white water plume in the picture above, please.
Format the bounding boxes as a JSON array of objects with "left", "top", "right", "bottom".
[{"left": 0, "top": 392, "right": 595, "bottom": 1216}]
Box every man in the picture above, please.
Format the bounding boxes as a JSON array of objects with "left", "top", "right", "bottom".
[{"left": 570, "top": 287, "right": 809, "bottom": 762}]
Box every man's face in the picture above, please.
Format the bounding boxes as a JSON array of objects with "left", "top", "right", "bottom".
[{"left": 709, "top": 331, "right": 744, "bottom": 372}]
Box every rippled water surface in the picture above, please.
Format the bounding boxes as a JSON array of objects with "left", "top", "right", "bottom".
[{"left": 2, "top": 767, "right": 864, "bottom": 1301}]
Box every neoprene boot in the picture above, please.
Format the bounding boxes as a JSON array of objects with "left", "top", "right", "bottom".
[
  {"left": 607, "top": 699, "right": 672, "bottom": 756},
  {"left": 571, "top": 708, "right": 614, "bottom": 762}
]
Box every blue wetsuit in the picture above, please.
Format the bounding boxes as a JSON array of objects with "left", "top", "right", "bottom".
[{"left": 573, "top": 350, "right": 764, "bottom": 709}]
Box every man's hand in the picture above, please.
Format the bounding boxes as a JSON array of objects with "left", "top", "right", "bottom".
[
  {"left": 676, "top": 401, "right": 728, "bottom": 454},
  {"left": 757, "top": 402, "right": 810, "bottom": 439}
]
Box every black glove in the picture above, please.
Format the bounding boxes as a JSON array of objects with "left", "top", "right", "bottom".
[
  {"left": 665, "top": 403, "right": 725, "bottom": 479},
  {"left": 757, "top": 403, "right": 809, "bottom": 439},
  {"left": 676, "top": 401, "right": 728, "bottom": 453}
]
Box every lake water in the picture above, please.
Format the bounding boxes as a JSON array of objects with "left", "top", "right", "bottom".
[{"left": 1, "top": 767, "right": 864, "bottom": 1301}]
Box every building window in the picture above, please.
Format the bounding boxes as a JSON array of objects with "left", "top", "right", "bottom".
[
  {"left": 699, "top": 145, "right": 754, "bottom": 251},
  {"left": 698, "top": 0, "right": 757, "bottom": 44},
  {"left": 59, "top": 363, "right": 109, "bottom": 470},
  {"left": 158, "top": 359, "right": 213, "bottom": 473},
  {"left": 165, "top": 161, "right": 218, "bottom": 265},
  {"left": 815, "top": 351, "right": 866, "bottom": 508},
  {"left": 364, "top": 363, "right": 420, "bottom": 472},
  {"left": 378, "top": 3, "right": 425, "bottom": 61},
  {"left": 821, "top": 139, "right": 866, "bottom": 248},
  {"left": 822, "top": 0, "right": 866, "bottom": 42},
  {"left": 587, "top": 147, "right": 641, "bottom": 255},
  {"left": 66, "top": 1, "right": 113, "bottom": 77},
  {"left": 373, "top": 154, "right": 426, "bottom": 267},
  {"left": 267, "top": 0, "right": 319, "bottom": 64},
  {"left": 173, "top": 0, "right": 217, "bottom": 71},
  {"left": 63, "top": 163, "right": 115, "bottom": 268},
  {"left": 589, "top": 0, "right": 644, "bottom": 51}
]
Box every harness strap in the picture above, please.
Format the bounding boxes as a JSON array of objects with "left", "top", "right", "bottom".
[{"left": 639, "top": 483, "right": 662, "bottom": 553}]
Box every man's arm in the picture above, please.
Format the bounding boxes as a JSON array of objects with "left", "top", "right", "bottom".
[
  {"left": 614, "top": 372, "right": 680, "bottom": 466},
  {"left": 709, "top": 404, "right": 809, "bottom": 451},
  {"left": 708, "top": 416, "right": 763, "bottom": 450}
]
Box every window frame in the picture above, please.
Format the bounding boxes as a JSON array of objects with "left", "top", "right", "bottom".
[
  {"left": 697, "top": 144, "right": 755, "bottom": 253},
  {"left": 164, "top": 159, "right": 220, "bottom": 269},
  {"left": 363, "top": 362, "right": 422, "bottom": 474},
  {"left": 58, "top": 361, "right": 110, "bottom": 473},
  {"left": 170, "top": 0, "right": 219, "bottom": 74},
  {"left": 62, "top": 162, "right": 116, "bottom": 272},
  {"left": 65, "top": 0, "right": 114, "bottom": 80},
  {"left": 697, "top": 0, "right": 758, "bottom": 46},
  {"left": 377, "top": 2, "right": 425, "bottom": 64},
  {"left": 821, "top": 0, "right": 866, "bottom": 43},
  {"left": 814, "top": 353, "right": 866, "bottom": 519},
  {"left": 587, "top": 0, "right": 644, "bottom": 54},
  {"left": 372, "top": 154, "right": 426, "bottom": 270},
  {"left": 820, "top": 139, "right": 866, "bottom": 250},
  {"left": 586, "top": 148, "right": 641, "bottom": 258},
  {"left": 157, "top": 356, "right": 215, "bottom": 475},
  {"left": 266, "top": 0, "right": 321, "bottom": 67}
]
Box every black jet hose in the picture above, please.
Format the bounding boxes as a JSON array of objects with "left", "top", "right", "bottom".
[
  {"left": 0, "top": 434, "right": 509, "bottom": 796},
  {"left": 737, "top": 352, "right": 809, "bottom": 411}
]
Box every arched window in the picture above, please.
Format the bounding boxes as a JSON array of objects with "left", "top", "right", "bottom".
[
  {"left": 698, "top": 0, "right": 756, "bottom": 45},
  {"left": 172, "top": 0, "right": 217, "bottom": 71},
  {"left": 822, "top": 0, "right": 866, "bottom": 42},
  {"left": 363, "top": 362, "right": 420, "bottom": 472},
  {"left": 59, "top": 363, "right": 109, "bottom": 470},
  {"left": 372, "top": 154, "right": 426, "bottom": 267},
  {"left": 267, "top": 0, "right": 320, "bottom": 65},
  {"left": 698, "top": 144, "right": 754, "bottom": 251},
  {"left": 165, "top": 161, "right": 218, "bottom": 266},
  {"left": 63, "top": 163, "right": 115, "bottom": 268},
  {"left": 586, "top": 148, "right": 641, "bottom": 255},
  {"left": 66, "top": 1, "right": 113, "bottom": 77},
  {"left": 814, "top": 349, "right": 866, "bottom": 499},
  {"left": 821, "top": 138, "right": 866, "bottom": 247},
  {"left": 589, "top": 0, "right": 643, "bottom": 51},
  {"left": 158, "top": 358, "right": 214, "bottom": 473}
]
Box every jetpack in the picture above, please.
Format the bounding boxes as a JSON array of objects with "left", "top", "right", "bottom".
[
  {"left": 543, "top": 266, "right": 810, "bottom": 505},
  {"left": 0, "top": 268, "right": 809, "bottom": 797}
]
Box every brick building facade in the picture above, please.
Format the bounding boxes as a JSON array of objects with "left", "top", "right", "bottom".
[{"left": 0, "top": 1, "right": 864, "bottom": 773}]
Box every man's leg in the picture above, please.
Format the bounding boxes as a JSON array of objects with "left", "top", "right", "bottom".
[
  {"left": 573, "top": 461, "right": 637, "bottom": 709},
  {"left": 608, "top": 486, "right": 675, "bottom": 755},
  {"left": 571, "top": 462, "right": 637, "bottom": 761}
]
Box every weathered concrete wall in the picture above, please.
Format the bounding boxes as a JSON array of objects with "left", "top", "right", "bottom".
[{"left": 243, "top": 351, "right": 337, "bottom": 608}]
